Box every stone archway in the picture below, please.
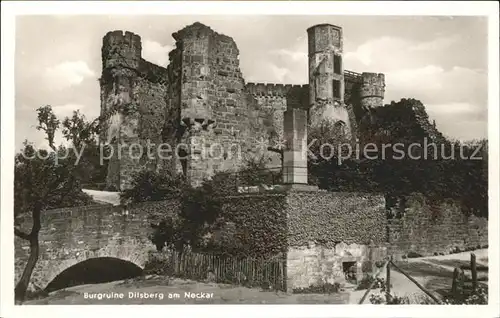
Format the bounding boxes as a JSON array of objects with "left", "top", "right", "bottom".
[
  {"left": 44, "top": 257, "right": 144, "bottom": 293},
  {"left": 31, "top": 237, "right": 152, "bottom": 290}
]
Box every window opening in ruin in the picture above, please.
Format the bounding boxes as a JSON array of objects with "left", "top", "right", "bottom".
[
  {"left": 334, "top": 55, "right": 342, "bottom": 74},
  {"left": 333, "top": 79, "right": 341, "bottom": 99},
  {"left": 343, "top": 261, "right": 357, "bottom": 283},
  {"left": 335, "top": 120, "right": 346, "bottom": 136}
]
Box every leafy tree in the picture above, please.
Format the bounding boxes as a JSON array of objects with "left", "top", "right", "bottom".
[
  {"left": 309, "top": 99, "right": 488, "bottom": 218},
  {"left": 126, "top": 159, "right": 281, "bottom": 254},
  {"left": 35, "top": 105, "right": 60, "bottom": 151},
  {"left": 14, "top": 103, "right": 119, "bottom": 301},
  {"left": 120, "top": 169, "right": 188, "bottom": 203},
  {"left": 14, "top": 141, "right": 93, "bottom": 301},
  {"left": 61, "top": 110, "right": 98, "bottom": 149},
  {"left": 150, "top": 216, "right": 183, "bottom": 252},
  {"left": 60, "top": 110, "right": 107, "bottom": 185}
]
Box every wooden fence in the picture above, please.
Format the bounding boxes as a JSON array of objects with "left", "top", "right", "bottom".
[
  {"left": 358, "top": 256, "right": 441, "bottom": 304},
  {"left": 159, "top": 250, "right": 287, "bottom": 291},
  {"left": 451, "top": 253, "right": 488, "bottom": 297}
]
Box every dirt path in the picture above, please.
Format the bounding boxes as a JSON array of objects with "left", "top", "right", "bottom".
[
  {"left": 349, "top": 268, "right": 428, "bottom": 304},
  {"left": 23, "top": 277, "right": 348, "bottom": 305},
  {"left": 349, "top": 249, "right": 488, "bottom": 304},
  {"left": 23, "top": 249, "right": 488, "bottom": 305}
]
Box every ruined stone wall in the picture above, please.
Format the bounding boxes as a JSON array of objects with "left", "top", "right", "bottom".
[
  {"left": 285, "top": 191, "right": 387, "bottom": 289},
  {"left": 169, "top": 23, "right": 289, "bottom": 186},
  {"left": 387, "top": 193, "right": 488, "bottom": 259},
  {"left": 99, "top": 24, "right": 388, "bottom": 188},
  {"left": 409, "top": 100, "right": 446, "bottom": 143},
  {"left": 100, "top": 31, "right": 175, "bottom": 190},
  {"left": 244, "top": 83, "right": 309, "bottom": 169}
]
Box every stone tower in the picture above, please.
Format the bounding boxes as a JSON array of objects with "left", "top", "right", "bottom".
[
  {"left": 172, "top": 23, "right": 216, "bottom": 186},
  {"left": 100, "top": 31, "right": 143, "bottom": 190},
  {"left": 359, "top": 72, "right": 385, "bottom": 110},
  {"left": 307, "top": 24, "right": 350, "bottom": 138},
  {"left": 100, "top": 30, "right": 170, "bottom": 190}
]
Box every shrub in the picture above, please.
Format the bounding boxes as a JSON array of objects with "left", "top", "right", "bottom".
[
  {"left": 369, "top": 292, "right": 434, "bottom": 305},
  {"left": 407, "top": 251, "right": 423, "bottom": 258},
  {"left": 444, "top": 287, "right": 488, "bottom": 304},
  {"left": 143, "top": 252, "right": 174, "bottom": 276},
  {"left": 374, "top": 260, "right": 385, "bottom": 268},
  {"left": 361, "top": 261, "right": 373, "bottom": 273},
  {"left": 120, "top": 169, "right": 187, "bottom": 203},
  {"left": 356, "top": 276, "right": 388, "bottom": 291}
]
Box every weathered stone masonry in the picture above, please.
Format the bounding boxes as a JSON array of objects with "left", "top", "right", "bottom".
[
  {"left": 100, "top": 22, "right": 388, "bottom": 190},
  {"left": 15, "top": 193, "right": 488, "bottom": 292},
  {"left": 19, "top": 21, "right": 483, "bottom": 294},
  {"left": 14, "top": 201, "right": 179, "bottom": 290},
  {"left": 387, "top": 193, "right": 488, "bottom": 259}
]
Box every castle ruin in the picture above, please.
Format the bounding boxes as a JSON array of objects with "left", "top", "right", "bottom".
[{"left": 99, "top": 22, "right": 385, "bottom": 190}]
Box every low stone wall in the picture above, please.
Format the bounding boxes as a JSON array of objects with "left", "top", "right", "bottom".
[
  {"left": 218, "top": 193, "right": 288, "bottom": 257},
  {"left": 14, "top": 200, "right": 180, "bottom": 291},
  {"left": 387, "top": 193, "right": 488, "bottom": 258},
  {"left": 285, "top": 191, "right": 387, "bottom": 290}
]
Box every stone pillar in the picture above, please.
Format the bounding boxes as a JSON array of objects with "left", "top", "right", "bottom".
[{"left": 282, "top": 108, "right": 308, "bottom": 184}]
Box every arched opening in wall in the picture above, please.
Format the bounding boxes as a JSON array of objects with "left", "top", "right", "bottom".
[
  {"left": 44, "top": 257, "right": 143, "bottom": 293},
  {"left": 334, "top": 120, "right": 346, "bottom": 137}
]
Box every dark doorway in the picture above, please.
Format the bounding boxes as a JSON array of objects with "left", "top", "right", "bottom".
[
  {"left": 342, "top": 261, "right": 357, "bottom": 283},
  {"left": 44, "top": 257, "right": 143, "bottom": 293}
]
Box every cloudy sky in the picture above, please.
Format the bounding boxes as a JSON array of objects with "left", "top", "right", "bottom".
[{"left": 15, "top": 15, "right": 488, "bottom": 149}]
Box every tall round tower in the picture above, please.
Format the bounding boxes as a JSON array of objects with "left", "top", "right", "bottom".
[
  {"left": 359, "top": 72, "right": 385, "bottom": 110},
  {"left": 99, "top": 31, "right": 143, "bottom": 191},
  {"left": 307, "top": 24, "right": 350, "bottom": 135},
  {"left": 172, "top": 22, "right": 214, "bottom": 127}
]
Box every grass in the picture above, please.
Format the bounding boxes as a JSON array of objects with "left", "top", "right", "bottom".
[
  {"left": 393, "top": 261, "right": 454, "bottom": 279},
  {"left": 425, "top": 259, "right": 471, "bottom": 269}
]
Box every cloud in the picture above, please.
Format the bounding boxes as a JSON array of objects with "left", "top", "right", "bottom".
[
  {"left": 51, "top": 103, "right": 86, "bottom": 117},
  {"left": 409, "top": 35, "right": 460, "bottom": 52},
  {"left": 384, "top": 65, "right": 446, "bottom": 97},
  {"left": 44, "top": 61, "right": 96, "bottom": 91},
  {"left": 384, "top": 65, "right": 486, "bottom": 105},
  {"left": 433, "top": 115, "right": 487, "bottom": 141},
  {"left": 344, "top": 36, "right": 412, "bottom": 70},
  {"left": 426, "top": 102, "right": 481, "bottom": 115},
  {"left": 268, "top": 63, "right": 290, "bottom": 83},
  {"left": 343, "top": 34, "right": 487, "bottom": 140},
  {"left": 142, "top": 39, "right": 173, "bottom": 67},
  {"left": 249, "top": 36, "right": 308, "bottom": 84},
  {"left": 269, "top": 48, "right": 307, "bottom": 63},
  {"left": 344, "top": 35, "right": 460, "bottom": 72}
]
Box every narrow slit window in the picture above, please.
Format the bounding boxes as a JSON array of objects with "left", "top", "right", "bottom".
[
  {"left": 334, "top": 55, "right": 342, "bottom": 74},
  {"left": 333, "top": 79, "right": 341, "bottom": 99}
]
